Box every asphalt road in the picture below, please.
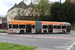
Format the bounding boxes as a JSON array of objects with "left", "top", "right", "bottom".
[{"left": 0, "top": 30, "right": 75, "bottom": 50}]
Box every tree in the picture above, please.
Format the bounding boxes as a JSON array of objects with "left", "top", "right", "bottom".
[
  {"left": 33, "top": 0, "right": 51, "bottom": 20},
  {"left": 50, "top": 1, "right": 75, "bottom": 24},
  {"left": 62, "top": 1, "right": 75, "bottom": 24},
  {"left": 50, "top": 2, "right": 62, "bottom": 21}
]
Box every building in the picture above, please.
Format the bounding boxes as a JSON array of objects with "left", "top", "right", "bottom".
[
  {"left": 7, "top": 1, "right": 27, "bottom": 22},
  {"left": 7, "top": 1, "right": 40, "bottom": 22}
]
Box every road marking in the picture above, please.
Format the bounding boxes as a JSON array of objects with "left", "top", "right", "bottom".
[
  {"left": 67, "top": 42, "right": 75, "bottom": 50},
  {"left": 0, "top": 33, "right": 75, "bottom": 40}
]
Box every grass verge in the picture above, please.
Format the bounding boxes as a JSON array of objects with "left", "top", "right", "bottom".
[
  {"left": 0, "top": 31, "right": 7, "bottom": 33},
  {"left": 0, "top": 42, "right": 37, "bottom": 50}
]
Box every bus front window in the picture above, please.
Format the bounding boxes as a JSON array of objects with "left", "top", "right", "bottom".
[
  {"left": 66, "top": 26, "right": 71, "bottom": 29},
  {"left": 66, "top": 26, "right": 71, "bottom": 32}
]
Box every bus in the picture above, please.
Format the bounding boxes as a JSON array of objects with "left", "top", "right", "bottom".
[{"left": 7, "top": 20, "right": 71, "bottom": 34}]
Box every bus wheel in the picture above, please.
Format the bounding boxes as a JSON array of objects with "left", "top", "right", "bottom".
[
  {"left": 43, "top": 30, "right": 47, "bottom": 34},
  {"left": 20, "top": 30, "right": 24, "bottom": 34},
  {"left": 62, "top": 30, "right": 65, "bottom": 34}
]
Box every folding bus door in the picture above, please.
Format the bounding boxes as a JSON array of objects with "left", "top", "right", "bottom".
[
  {"left": 48, "top": 25, "right": 53, "bottom": 33},
  {"left": 26, "top": 25, "right": 32, "bottom": 33}
]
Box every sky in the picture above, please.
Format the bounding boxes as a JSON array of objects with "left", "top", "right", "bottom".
[{"left": 0, "top": 0, "right": 65, "bottom": 17}]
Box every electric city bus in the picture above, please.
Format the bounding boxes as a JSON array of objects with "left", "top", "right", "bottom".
[{"left": 7, "top": 20, "right": 71, "bottom": 34}]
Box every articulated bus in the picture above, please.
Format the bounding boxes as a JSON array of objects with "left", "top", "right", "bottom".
[{"left": 7, "top": 20, "right": 71, "bottom": 34}]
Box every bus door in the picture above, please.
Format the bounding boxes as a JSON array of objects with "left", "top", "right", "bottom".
[
  {"left": 48, "top": 25, "right": 53, "bottom": 33},
  {"left": 26, "top": 25, "right": 32, "bottom": 33}
]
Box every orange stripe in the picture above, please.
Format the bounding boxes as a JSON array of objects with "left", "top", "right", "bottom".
[
  {"left": 42, "top": 21, "right": 63, "bottom": 25},
  {"left": 11, "top": 20, "right": 63, "bottom": 25},
  {"left": 11, "top": 20, "right": 36, "bottom": 25}
]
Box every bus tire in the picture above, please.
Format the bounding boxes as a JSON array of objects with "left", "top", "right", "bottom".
[
  {"left": 43, "top": 30, "right": 47, "bottom": 34},
  {"left": 20, "top": 30, "right": 24, "bottom": 34},
  {"left": 62, "top": 30, "right": 65, "bottom": 34}
]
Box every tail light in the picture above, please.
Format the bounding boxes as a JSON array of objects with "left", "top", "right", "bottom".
[{"left": 7, "top": 26, "right": 8, "bottom": 30}]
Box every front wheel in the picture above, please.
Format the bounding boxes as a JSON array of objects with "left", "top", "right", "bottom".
[{"left": 62, "top": 30, "right": 65, "bottom": 34}]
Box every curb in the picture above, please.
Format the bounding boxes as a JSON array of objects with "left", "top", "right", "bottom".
[{"left": 34, "top": 47, "right": 52, "bottom": 50}]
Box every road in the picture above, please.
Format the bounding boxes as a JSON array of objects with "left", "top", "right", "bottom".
[{"left": 0, "top": 30, "right": 75, "bottom": 50}]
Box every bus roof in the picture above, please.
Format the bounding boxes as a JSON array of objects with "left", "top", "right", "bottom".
[
  {"left": 42, "top": 21, "right": 63, "bottom": 25},
  {"left": 11, "top": 20, "right": 70, "bottom": 26},
  {"left": 11, "top": 20, "right": 36, "bottom": 25}
]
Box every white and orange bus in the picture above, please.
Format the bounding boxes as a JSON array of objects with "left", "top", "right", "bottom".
[{"left": 7, "top": 20, "right": 71, "bottom": 34}]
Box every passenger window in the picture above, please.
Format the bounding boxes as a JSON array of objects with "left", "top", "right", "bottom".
[
  {"left": 49, "top": 25, "right": 52, "bottom": 29},
  {"left": 26, "top": 25, "right": 31, "bottom": 28},
  {"left": 9, "top": 24, "right": 11, "bottom": 28},
  {"left": 43, "top": 25, "right": 47, "bottom": 29},
  {"left": 54, "top": 26, "right": 61, "bottom": 29},
  {"left": 13, "top": 25, "right": 18, "bottom": 28},
  {"left": 62, "top": 26, "right": 66, "bottom": 29},
  {"left": 32, "top": 25, "right": 35, "bottom": 29},
  {"left": 54, "top": 26, "right": 56, "bottom": 28},
  {"left": 57, "top": 26, "right": 61, "bottom": 29},
  {"left": 19, "top": 25, "right": 25, "bottom": 28}
]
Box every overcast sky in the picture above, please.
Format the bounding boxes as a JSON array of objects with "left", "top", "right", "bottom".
[{"left": 0, "top": 0, "right": 65, "bottom": 17}]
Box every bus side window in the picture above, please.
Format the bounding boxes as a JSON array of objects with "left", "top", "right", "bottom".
[
  {"left": 54, "top": 26, "right": 61, "bottom": 29},
  {"left": 9, "top": 24, "right": 11, "bottom": 28},
  {"left": 43, "top": 25, "right": 47, "bottom": 29},
  {"left": 57, "top": 26, "right": 61, "bottom": 29},
  {"left": 19, "top": 25, "right": 25, "bottom": 28},
  {"left": 13, "top": 25, "right": 18, "bottom": 28},
  {"left": 54, "top": 26, "right": 56, "bottom": 29},
  {"left": 62, "top": 26, "right": 66, "bottom": 29},
  {"left": 32, "top": 25, "right": 35, "bottom": 29},
  {"left": 49, "top": 25, "right": 52, "bottom": 29}
]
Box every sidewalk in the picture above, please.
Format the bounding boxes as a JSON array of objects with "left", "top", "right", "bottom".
[{"left": 34, "top": 47, "right": 53, "bottom": 50}]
